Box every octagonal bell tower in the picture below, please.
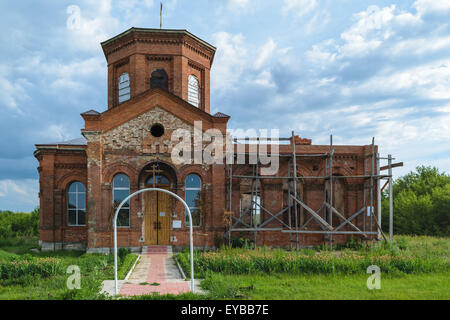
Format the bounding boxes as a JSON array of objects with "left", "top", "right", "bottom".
[{"left": 101, "top": 28, "right": 216, "bottom": 113}]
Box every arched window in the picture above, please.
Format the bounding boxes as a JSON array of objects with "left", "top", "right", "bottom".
[
  {"left": 188, "top": 75, "right": 200, "bottom": 108},
  {"left": 150, "top": 68, "right": 169, "bottom": 91},
  {"left": 67, "top": 182, "right": 86, "bottom": 226},
  {"left": 185, "top": 174, "right": 201, "bottom": 226},
  {"left": 113, "top": 174, "right": 130, "bottom": 227},
  {"left": 118, "top": 73, "right": 130, "bottom": 104}
]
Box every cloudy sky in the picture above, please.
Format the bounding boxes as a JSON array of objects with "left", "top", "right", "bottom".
[{"left": 0, "top": 0, "right": 449, "bottom": 211}]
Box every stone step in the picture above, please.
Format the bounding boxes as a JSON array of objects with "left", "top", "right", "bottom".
[{"left": 142, "top": 245, "right": 172, "bottom": 254}]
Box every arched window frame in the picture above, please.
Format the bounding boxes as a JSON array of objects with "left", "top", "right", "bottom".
[
  {"left": 67, "top": 181, "right": 86, "bottom": 226},
  {"left": 113, "top": 174, "right": 130, "bottom": 227},
  {"left": 187, "top": 75, "right": 200, "bottom": 108},
  {"left": 185, "top": 174, "right": 202, "bottom": 227},
  {"left": 118, "top": 72, "right": 130, "bottom": 104}
]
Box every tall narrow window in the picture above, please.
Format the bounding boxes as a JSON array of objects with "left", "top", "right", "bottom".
[
  {"left": 113, "top": 174, "right": 130, "bottom": 227},
  {"left": 185, "top": 174, "right": 201, "bottom": 226},
  {"left": 67, "top": 182, "right": 86, "bottom": 226},
  {"left": 188, "top": 75, "right": 200, "bottom": 107},
  {"left": 118, "top": 73, "right": 130, "bottom": 104}
]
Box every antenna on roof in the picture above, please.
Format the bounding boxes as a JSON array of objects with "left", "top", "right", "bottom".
[{"left": 160, "top": 1, "right": 163, "bottom": 29}]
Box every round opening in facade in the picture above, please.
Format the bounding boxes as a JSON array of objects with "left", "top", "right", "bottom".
[{"left": 150, "top": 123, "right": 165, "bottom": 138}]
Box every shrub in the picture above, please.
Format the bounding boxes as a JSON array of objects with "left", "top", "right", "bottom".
[
  {"left": 0, "top": 208, "right": 40, "bottom": 238},
  {"left": 382, "top": 166, "right": 450, "bottom": 236},
  {"left": 0, "top": 257, "right": 64, "bottom": 279}
]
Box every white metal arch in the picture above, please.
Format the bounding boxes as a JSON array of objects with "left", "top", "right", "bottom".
[{"left": 113, "top": 188, "right": 195, "bottom": 295}]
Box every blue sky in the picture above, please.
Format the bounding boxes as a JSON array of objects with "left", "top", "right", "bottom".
[{"left": 0, "top": 0, "right": 449, "bottom": 211}]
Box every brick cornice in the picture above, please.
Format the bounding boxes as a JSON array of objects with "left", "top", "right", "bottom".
[{"left": 102, "top": 29, "right": 215, "bottom": 64}]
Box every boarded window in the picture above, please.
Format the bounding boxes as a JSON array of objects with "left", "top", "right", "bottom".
[
  {"left": 188, "top": 75, "right": 200, "bottom": 107},
  {"left": 118, "top": 73, "right": 130, "bottom": 104},
  {"left": 150, "top": 69, "right": 169, "bottom": 91}
]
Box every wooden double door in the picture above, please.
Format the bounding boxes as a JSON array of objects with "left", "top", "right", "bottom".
[{"left": 144, "top": 188, "right": 172, "bottom": 245}]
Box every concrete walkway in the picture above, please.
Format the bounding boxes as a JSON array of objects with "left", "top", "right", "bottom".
[{"left": 101, "top": 246, "right": 202, "bottom": 297}]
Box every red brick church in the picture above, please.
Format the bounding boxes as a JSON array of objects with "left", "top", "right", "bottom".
[{"left": 34, "top": 28, "right": 380, "bottom": 252}]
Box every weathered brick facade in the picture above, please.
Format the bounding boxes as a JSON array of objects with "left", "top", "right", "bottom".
[{"left": 34, "top": 28, "right": 378, "bottom": 252}]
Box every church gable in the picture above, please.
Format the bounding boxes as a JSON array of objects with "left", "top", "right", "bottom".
[{"left": 102, "top": 106, "right": 193, "bottom": 153}]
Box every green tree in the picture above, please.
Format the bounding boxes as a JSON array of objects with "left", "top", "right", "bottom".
[
  {"left": 382, "top": 166, "right": 450, "bottom": 236},
  {"left": 0, "top": 207, "right": 40, "bottom": 238}
]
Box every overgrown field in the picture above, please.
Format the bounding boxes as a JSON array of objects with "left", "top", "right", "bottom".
[
  {"left": 0, "top": 237, "right": 138, "bottom": 300},
  {"left": 174, "top": 236, "right": 449, "bottom": 300},
  {"left": 176, "top": 236, "right": 449, "bottom": 277}
]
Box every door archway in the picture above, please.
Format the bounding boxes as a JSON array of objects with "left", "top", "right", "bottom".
[
  {"left": 139, "top": 162, "right": 178, "bottom": 246},
  {"left": 113, "top": 188, "right": 195, "bottom": 295}
]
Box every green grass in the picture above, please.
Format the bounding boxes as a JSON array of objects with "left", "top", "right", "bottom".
[
  {"left": 0, "top": 237, "right": 138, "bottom": 300},
  {"left": 175, "top": 236, "right": 449, "bottom": 277},
  {"left": 1, "top": 235, "right": 448, "bottom": 300},
  {"left": 170, "top": 235, "right": 450, "bottom": 300},
  {"left": 200, "top": 272, "right": 450, "bottom": 300}
]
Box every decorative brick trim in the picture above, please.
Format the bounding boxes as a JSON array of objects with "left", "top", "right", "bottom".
[
  {"left": 114, "top": 57, "right": 130, "bottom": 69},
  {"left": 55, "top": 163, "right": 87, "bottom": 170},
  {"left": 188, "top": 60, "right": 204, "bottom": 72},
  {"left": 146, "top": 55, "right": 173, "bottom": 61}
]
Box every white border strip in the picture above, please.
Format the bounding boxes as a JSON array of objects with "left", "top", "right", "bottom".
[{"left": 124, "top": 254, "right": 141, "bottom": 281}]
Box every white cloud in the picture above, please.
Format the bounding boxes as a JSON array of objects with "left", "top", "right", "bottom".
[
  {"left": 254, "top": 38, "right": 277, "bottom": 69},
  {"left": 221, "top": 0, "right": 251, "bottom": 14},
  {"left": 66, "top": 0, "right": 121, "bottom": 53},
  {"left": 304, "top": 2, "right": 450, "bottom": 73},
  {"left": 0, "top": 73, "right": 31, "bottom": 115},
  {"left": 211, "top": 32, "right": 294, "bottom": 93},
  {"left": 0, "top": 179, "right": 39, "bottom": 211},
  {"left": 306, "top": 39, "right": 337, "bottom": 67},
  {"left": 282, "top": 0, "right": 318, "bottom": 17},
  {"left": 211, "top": 32, "right": 248, "bottom": 91},
  {"left": 117, "top": 0, "right": 155, "bottom": 23},
  {"left": 355, "top": 61, "right": 450, "bottom": 100},
  {"left": 253, "top": 70, "right": 276, "bottom": 88},
  {"left": 228, "top": 0, "right": 249, "bottom": 9},
  {"left": 389, "top": 36, "right": 450, "bottom": 56},
  {"left": 39, "top": 124, "right": 71, "bottom": 143},
  {"left": 339, "top": 5, "right": 421, "bottom": 58},
  {"left": 305, "top": 11, "right": 331, "bottom": 35},
  {"left": 286, "top": 99, "right": 450, "bottom": 177},
  {"left": 413, "top": 0, "right": 450, "bottom": 16},
  {"left": 15, "top": 55, "right": 105, "bottom": 93}
]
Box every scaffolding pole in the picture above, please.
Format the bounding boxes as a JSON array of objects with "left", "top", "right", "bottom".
[
  {"left": 292, "top": 131, "right": 299, "bottom": 249},
  {"left": 388, "top": 154, "right": 394, "bottom": 242},
  {"left": 225, "top": 132, "right": 398, "bottom": 249}
]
